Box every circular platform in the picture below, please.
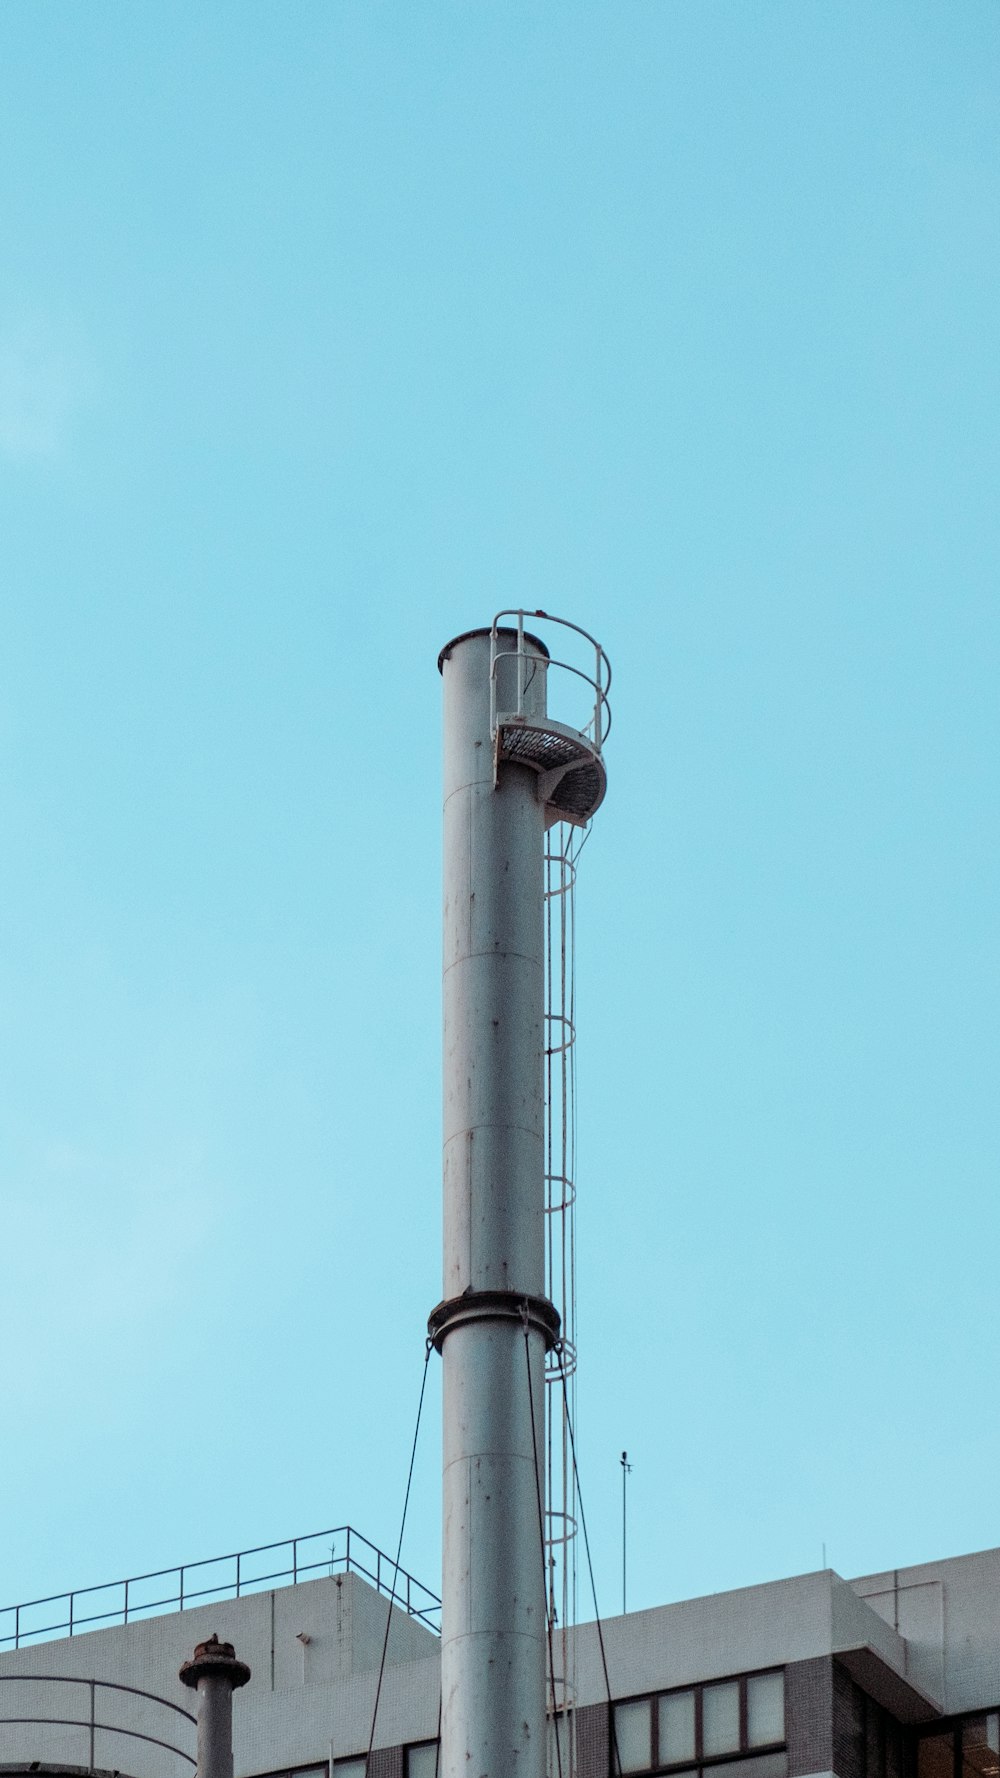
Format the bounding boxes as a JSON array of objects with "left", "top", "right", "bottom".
[{"left": 496, "top": 716, "right": 607, "bottom": 824}]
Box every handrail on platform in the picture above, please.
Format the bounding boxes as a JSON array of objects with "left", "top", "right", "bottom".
[{"left": 489, "top": 610, "right": 612, "bottom": 751}]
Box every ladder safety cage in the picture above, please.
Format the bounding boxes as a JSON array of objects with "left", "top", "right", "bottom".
[
  {"left": 543, "top": 820, "right": 584, "bottom": 1756},
  {"left": 489, "top": 612, "right": 611, "bottom": 826}
]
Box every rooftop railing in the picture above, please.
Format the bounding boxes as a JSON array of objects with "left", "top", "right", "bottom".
[
  {"left": 0, "top": 1525, "right": 441, "bottom": 1652},
  {"left": 0, "top": 1673, "right": 197, "bottom": 1773}
]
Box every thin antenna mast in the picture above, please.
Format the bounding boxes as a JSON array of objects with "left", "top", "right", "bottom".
[{"left": 620, "top": 1452, "right": 632, "bottom": 1614}]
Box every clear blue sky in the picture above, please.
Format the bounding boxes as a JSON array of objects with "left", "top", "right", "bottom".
[{"left": 1, "top": 2, "right": 997, "bottom": 1626}]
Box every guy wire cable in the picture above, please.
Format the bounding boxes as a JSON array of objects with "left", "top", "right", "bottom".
[
  {"left": 558, "top": 1365, "right": 623, "bottom": 1778},
  {"left": 523, "top": 1311, "right": 565, "bottom": 1778},
  {"left": 366, "top": 1340, "right": 433, "bottom": 1776}
]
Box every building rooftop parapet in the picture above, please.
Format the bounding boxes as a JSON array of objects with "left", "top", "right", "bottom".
[
  {"left": 570, "top": 1567, "right": 944, "bottom": 1721},
  {"left": 0, "top": 1528, "right": 440, "bottom": 1655}
]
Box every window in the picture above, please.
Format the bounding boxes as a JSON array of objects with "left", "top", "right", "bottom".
[
  {"left": 703, "top": 1686, "right": 740, "bottom": 1757},
  {"left": 333, "top": 1763, "right": 366, "bottom": 1778},
  {"left": 919, "top": 1717, "right": 1000, "bottom": 1778},
  {"left": 406, "top": 1744, "right": 440, "bottom": 1778},
  {"left": 747, "top": 1675, "right": 785, "bottom": 1750},
  {"left": 963, "top": 1719, "right": 1000, "bottom": 1778},
  {"left": 836, "top": 1668, "right": 910, "bottom": 1778},
  {"left": 613, "top": 1671, "right": 785, "bottom": 1777},
  {"left": 919, "top": 1732, "right": 956, "bottom": 1778},
  {"left": 616, "top": 1700, "right": 654, "bottom": 1773},
  {"left": 660, "top": 1693, "right": 697, "bottom": 1765}
]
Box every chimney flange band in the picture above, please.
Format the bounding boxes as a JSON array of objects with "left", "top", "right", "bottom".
[{"left": 427, "top": 1289, "right": 561, "bottom": 1353}]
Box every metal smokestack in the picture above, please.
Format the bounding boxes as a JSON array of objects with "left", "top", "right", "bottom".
[
  {"left": 179, "top": 1635, "right": 250, "bottom": 1778},
  {"left": 431, "top": 615, "right": 609, "bottom": 1778}
]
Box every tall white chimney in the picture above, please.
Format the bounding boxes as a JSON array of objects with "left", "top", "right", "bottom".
[{"left": 431, "top": 615, "right": 609, "bottom": 1778}]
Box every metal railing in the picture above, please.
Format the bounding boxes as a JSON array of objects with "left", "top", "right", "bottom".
[
  {"left": 0, "top": 1673, "right": 197, "bottom": 1773},
  {"left": 490, "top": 610, "right": 612, "bottom": 752},
  {"left": 0, "top": 1526, "right": 441, "bottom": 1652}
]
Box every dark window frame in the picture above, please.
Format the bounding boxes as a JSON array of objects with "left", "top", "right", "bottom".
[{"left": 612, "top": 1669, "right": 786, "bottom": 1776}]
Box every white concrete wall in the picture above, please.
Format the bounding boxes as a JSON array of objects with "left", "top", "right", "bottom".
[
  {"left": 573, "top": 1571, "right": 911, "bottom": 1708},
  {"left": 0, "top": 1574, "right": 439, "bottom": 1778},
  {"left": 852, "top": 1545, "right": 1000, "bottom": 1715},
  {"left": 5, "top": 1542, "right": 1000, "bottom": 1778}
]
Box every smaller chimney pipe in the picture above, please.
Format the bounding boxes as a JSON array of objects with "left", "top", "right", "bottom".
[{"left": 179, "top": 1634, "right": 250, "bottom": 1778}]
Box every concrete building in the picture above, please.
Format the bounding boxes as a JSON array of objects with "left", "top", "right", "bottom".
[{"left": 1, "top": 1533, "right": 999, "bottom": 1778}]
